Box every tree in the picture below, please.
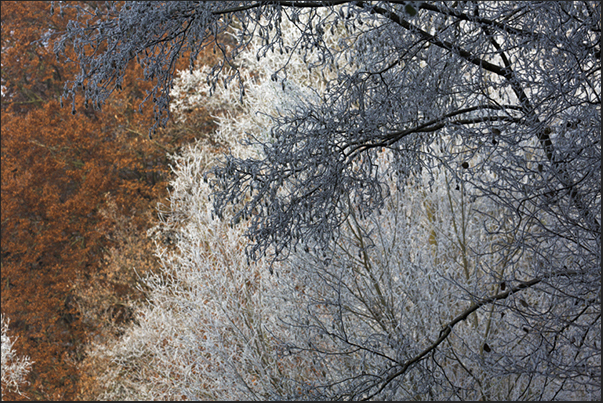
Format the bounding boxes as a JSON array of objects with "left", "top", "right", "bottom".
[
  {"left": 84, "top": 17, "right": 341, "bottom": 399},
  {"left": 1, "top": 1, "right": 209, "bottom": 399},
  {"left": 57, "top": 1, "right": 600, "bottom": 400},
  {"left": 1, "top": 315, "right": 33, "bottom": 398},
  {"left": 1, "top": 0, "right": 75, "bottom": 113}
]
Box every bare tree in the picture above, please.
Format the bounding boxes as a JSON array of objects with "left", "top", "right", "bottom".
[{"left": 55, "top": 1, "right": 600, "bottom": 400}]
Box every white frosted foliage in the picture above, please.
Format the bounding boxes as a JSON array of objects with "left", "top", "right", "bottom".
[{"left": 1, "top": 315, "right": 33, "bottom": 397}]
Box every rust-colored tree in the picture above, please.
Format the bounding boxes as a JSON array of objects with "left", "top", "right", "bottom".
[
  {"left": 1, "top": 1, "right": 214, "bottom": 399},
  {"left": 2, "top": 101, "right": 113, "bottom": 400}
]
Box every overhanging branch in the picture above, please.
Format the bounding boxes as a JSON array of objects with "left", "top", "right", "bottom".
[
  {"left": 211, "top": 0, "right": 351, "bottom": 16},
  {"left": 360, "top": 270, "right": 584, "bottom": 400},
  {"left": 359, "top": 1, "right": 600, "bottom": 233},
  {"left": 344, "top": 104, "right": 523, "bottom": 160},
  {"left": 360, "top": 2, "right": 511, "bottom": 79}
]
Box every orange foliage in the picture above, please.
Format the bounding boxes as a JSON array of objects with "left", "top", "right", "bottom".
[
  {"left": 1, "top": 1, "right": 76, "bottom": 113},
  {"left": 1, "top": 1, "right": 217, "bottom": 400},
  {"left": 2, "top": 100, "right": 112, "bottom": 400}
]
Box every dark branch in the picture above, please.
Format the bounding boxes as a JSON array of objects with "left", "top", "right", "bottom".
[{"left": 361, "top": 270, "right": 584, "bottom": 401}]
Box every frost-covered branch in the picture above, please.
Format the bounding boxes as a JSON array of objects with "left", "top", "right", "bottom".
[
  {"left": 1, "top": 315, "right": 33, "bottom": 398},
  {"left": 362, "top": 269, "right": 587, "bottom": 400}
]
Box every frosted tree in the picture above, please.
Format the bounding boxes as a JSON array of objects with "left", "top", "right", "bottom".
[
  {"left": 1, "top": 315, "right": 33, "bottom": 398},
  {"left": 55, "top": 1, "right": 600, "bottom": 400},
  {"left": 86, "top": 12, "right": 342, "bottom": 400},
  {"left": 55, "top": 0, "right": 600, "bottom": 268},
  {"left": 265, "top": 155, "right": 600, "bottom": 400}
]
